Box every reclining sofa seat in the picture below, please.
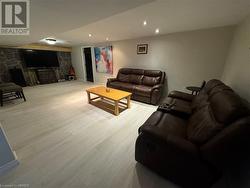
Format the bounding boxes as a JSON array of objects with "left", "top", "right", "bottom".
[
  {"left": 135, "top": 79, "right": 250, "bottom": 188},
  {"left": 162, "top": 79, "right": 233, "bottom": 116},
  {"left": 107, "top": 68, "right": 165, "bottom": 105}
]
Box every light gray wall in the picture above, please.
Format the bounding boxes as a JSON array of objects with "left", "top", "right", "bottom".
[
  {"left": 0, "top": 124, "right": 15, "bottom": 167},
  {"left": 219, "top": 15, "right": 250, "bottom": 188},
  {"left": 71, "top": 46, "right": 85, "bottom": 81},
  {"left": 222, "top": 14, "right": 250, "bottom": 101},
  {"left": 72, "top": 26, "right": 234, "bottom": 93}
]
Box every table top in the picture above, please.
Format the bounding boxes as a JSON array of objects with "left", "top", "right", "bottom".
[{"left": 86, "top": 86, "right": 132, "bottom": 101}]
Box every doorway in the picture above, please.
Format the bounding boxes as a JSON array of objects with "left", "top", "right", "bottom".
[{"left": 83, "top": 47, "right": 94, "bottom": 82}]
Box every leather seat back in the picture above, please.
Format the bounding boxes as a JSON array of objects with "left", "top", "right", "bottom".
[
  {"left": 187, "top": 90, "right": 250, "bottom": 146},
  {"left": 209, "top": 90, "right": 250, "bottom": 124},
  {"left": 117, "top": 68, "right": 164, "bottom": 86},
  {"left": 117, "top": 68, "right": 143, "bottom": 84},
  {"left": 203, "top": 79, "right": 225, "bottom": 94},
  {"left": 142, "top": 70, "right": 163, "bottom": 86},
  {"left": 191, "top": 79, "right": 233, "bottom": 112},
  {"left": 187, "top": 104, "right": 223, "bottom": 145}
]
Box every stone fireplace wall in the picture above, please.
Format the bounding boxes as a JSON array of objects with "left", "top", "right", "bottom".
[{"left": 0, "top": 48, "right": 72, "bottom": 86}]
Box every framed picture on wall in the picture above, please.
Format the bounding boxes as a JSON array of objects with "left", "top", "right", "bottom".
[
  {"left": 94, "top": 46, "right": 113, "bottom": 74},
  {"left": 137, "top": 44, "right": 148, "bottom": 54}
]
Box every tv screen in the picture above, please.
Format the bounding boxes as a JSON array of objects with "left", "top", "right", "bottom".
[{"left": 22, "top": 49, "right": 60, "bottom": 68}]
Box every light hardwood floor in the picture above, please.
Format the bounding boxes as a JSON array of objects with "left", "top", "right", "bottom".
[{"left": 0, "top": 81, "right": 179, "bottom": 188}]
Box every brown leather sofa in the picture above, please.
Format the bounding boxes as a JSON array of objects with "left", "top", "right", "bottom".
[
  {"left": 135, "top": 79, "right": 250, "bottom": 188},
  {"left": 107, "top": 68, "right": 166, "bottom": 105}
]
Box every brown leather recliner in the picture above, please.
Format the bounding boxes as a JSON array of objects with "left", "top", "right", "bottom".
[
  {"left": 135, "top": 79, "right": 250, "bottom": 188},
  {"left": 107, "top": 68, "right": 166, "bottom": 105}
]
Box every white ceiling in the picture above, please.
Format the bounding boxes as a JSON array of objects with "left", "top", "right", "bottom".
[
  {"left": 0, "top": 0, "right": 154, "bottom": 46},
  {"left": 1, "top": 0, "right": 250, "bottom": 47}
]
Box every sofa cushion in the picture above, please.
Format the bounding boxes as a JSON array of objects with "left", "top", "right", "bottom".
[
  {"left": 117, "top": 73, "right": 130, "bottom": 83},
  {"left": 210, "top": 90, "right": 250, "bottom": 124},
  {"left": 130, "top": 74, "right": 143, "bottom": 85},
  {"left": 142, "top": 76, "right": 161, "bottom": 86},
  {"left": 118, "top": 82, "right": 134, "bottom": 92},
  {"left": 131, "top": 69, "right": 144, "bottom": 75},
  {"left": 208, "top": 85, "right": 233, "bottom": 98},
  {"left": 119, "top": 68, "right": 144, "bottom": 75},
  {"left": 168, "top": 90, "right": 194, "bottom": 101},
  {"left": 134, "top": 85, "right": 152, "bottom": 97},
  {"left": 157, "top": 112, "right": 187, "bottom": 138},
  {"left": 108, "top": 81, "right": 134, "bottom": 92},
  {"left": 172, "top": 98, "right": 191, "bottom": 108},
  {"left": 162, "top": 97, "right": 191, "bottom": 109},
  {"left": 187, "top": 105, "right": 223, "bottom": 145},
  {"left": 144, "top": 70, "right": 162, "bottom": 77},
  {"left": 162, "top": 96, "right": 175, "bottom": 104}
]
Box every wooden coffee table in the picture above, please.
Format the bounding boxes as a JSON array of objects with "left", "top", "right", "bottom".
[{"left": 86, "top": 86, "right": 132, "bottom": 116}]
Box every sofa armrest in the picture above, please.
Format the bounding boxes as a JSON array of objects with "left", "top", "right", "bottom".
[
  {"left": 168, "top": 90, "right": 194, "bottom": 102},
  {"left": 107, "top": 78, "right": 117, "bottom": 87},
  {"left": 157, "top": 104, "right": 192, "bottom": 119},
  {"left": 107, "top": 78, "right": 117, "bottom": 83},
  {"left": 140, "top": 125, "right": 198, "bottom": 157},
  {"left": 152, "top": 84, "right": 163, "bottom": 90},
  {"left": 150, "top": 84, "right": 164, "bottom": 105},
  {"left": 201, "top": 117, "right": 250, "bottom": 169},
  {"left": 136, "top": 118, "right": 217, "bottom": 188}
]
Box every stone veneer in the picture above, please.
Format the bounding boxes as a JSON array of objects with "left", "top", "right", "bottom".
[{"left": 0, "top": 48, "right": 72, "bottom": 85}]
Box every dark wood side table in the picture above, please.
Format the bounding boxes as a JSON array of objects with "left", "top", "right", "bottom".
[{"left": 186, "top": 86, "right": 201, "bottom": 95}]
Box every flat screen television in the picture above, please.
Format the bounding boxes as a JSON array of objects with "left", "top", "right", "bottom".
[{"left": 22, "top": 49, "right": 60, "bottom": 68}]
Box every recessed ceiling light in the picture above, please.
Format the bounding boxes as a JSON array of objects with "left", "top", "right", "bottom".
[
  {"left": 155, "top": 28, "right": 160, "bottom": 34},
  {"left": 106, "top": 37, "right": 109, "bottom": 41},
  {"left": 45, "top": 38, "right": 56, "bottom": 45},
  {"left": 143, "top": 20, "right": 147, "bottom": 26},
  {"left": 88, "top": 34, "right": 92, "bottom": 37}
]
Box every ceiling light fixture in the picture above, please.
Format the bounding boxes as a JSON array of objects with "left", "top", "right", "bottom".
[
  {"left": 88, "top": 34, "right": 92, "bottom": 37},
  {"left": 106, "top": 37, "right": 109, "bottom": 41},
  {"left": 45, "top": 38, "right": 56, "bottom": 45},
  {"left": 155, "top": 28, "right": 160, "bottom": 34},
  {"left": 143, "top": 20, "right": 147, "bottom": 26}
]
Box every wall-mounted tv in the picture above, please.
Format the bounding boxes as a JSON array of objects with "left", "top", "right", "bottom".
[{"left": 22, "top": 49, "right": 60, "bottom": 68}]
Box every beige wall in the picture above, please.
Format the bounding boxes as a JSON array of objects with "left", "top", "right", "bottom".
[
  {"left": 222, "top": 14, "right": 250, "bottom": 101},
  {"left": 72, "top": 26, "right": 234, "bottom": 93}
]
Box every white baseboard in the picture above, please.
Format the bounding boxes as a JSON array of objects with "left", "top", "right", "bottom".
[{"left": 0, "top": 156, "right": 19, "bottom": 176}]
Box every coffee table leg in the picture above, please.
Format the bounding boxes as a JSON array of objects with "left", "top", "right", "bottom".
[
  {"left": 127, "top": 96, "right": 131, "bottom": 108},
  {"left": 87, "top": 91, "right": 91, "bottom": 103},
  {"left": 115, "top": 100, "right": 119, "bottom": 116}
]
